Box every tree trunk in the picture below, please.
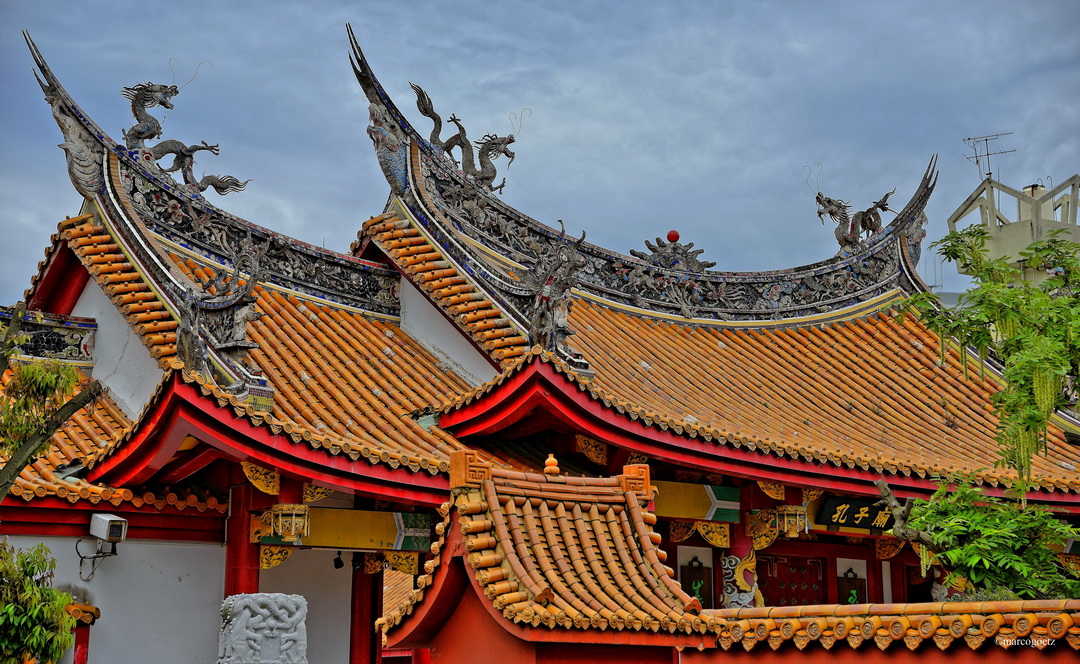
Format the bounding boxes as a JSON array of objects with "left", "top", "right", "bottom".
[{"left": 874, "top": 478, "right": 936, "bottom": 549}]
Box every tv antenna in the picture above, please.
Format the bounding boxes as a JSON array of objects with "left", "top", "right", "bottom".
[{"left": 964, "top": 132, "right": 1015, "bottom": 181}]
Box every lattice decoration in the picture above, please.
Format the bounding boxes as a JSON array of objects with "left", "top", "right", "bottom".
[
  {"left": 363, "top": 552, "right": 385, "bottom": 574},
  {"left": 746, "top": 509, "right": 778, "bottom": 550},
  {"left": 668, "top": 520, "right": 730, "bottom": 547},
  {"left": 875, "top": 538, "right": 905, "bottom": 559},
  {"left": 575, "top": 435, "right": 608, "bottom": 465},
  {"left": 385, "top": 551, "right": 419, "bottom": 575}
]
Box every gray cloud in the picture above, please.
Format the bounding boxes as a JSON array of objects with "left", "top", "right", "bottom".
[{"left": 2, "top": 0, "right": 1078, "bottom": 306}]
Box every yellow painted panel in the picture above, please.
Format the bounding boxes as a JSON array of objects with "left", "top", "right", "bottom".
[{"left": 304, "top": 508, "right": 402, "bottom": 550}]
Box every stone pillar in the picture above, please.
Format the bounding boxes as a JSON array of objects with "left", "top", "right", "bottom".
[{"left": 218, "top": 593, "right": 308, "bottom": 664}]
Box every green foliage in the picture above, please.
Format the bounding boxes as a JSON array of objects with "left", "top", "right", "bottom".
[
  {"left": 1, "top": 304, "right": 100, "bottom": 504},
  {"left": 944, "top": 586, "right": 1019, "bottom": 602},
  {"left": 905, "top": 227, "right": 1080, "bottom": 483},
  {"left": 907, "top": 478, "right": 1080, "bottom": 599},
  {"left": 0, "top": 539, "right": 75, "bottom": 662},
  {"left": 0, "top": 359, "right": 81, "bottom": 456}
]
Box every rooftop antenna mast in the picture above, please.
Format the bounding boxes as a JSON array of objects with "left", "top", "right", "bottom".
[{"left": 963, "top": 132, "right": 1015, "bottom": 181}]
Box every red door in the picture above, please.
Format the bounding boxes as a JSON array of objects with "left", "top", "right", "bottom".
[{"left": 757, "top": 555, "right": 827, "bottom": 606}]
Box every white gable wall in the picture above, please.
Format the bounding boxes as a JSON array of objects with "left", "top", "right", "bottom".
[
  {"left": 7, "top": 535, "right": 225, "bottom": 664},
  {"left": 398, "top": 277, "right": 499, "bottom": 387},
  {"left": 70, "top": 278, "right": 164, "bottom": 418}
]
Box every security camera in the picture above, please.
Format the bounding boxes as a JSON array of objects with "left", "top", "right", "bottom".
[{"left": 89, "top": 513, "right": 127, "bottom": 543}]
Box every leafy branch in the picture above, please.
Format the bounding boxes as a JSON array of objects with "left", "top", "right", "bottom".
[{"left": 0, "top": 302, "right": 102, "bottom": 502}]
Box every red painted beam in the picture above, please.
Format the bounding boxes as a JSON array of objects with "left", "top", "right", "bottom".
[
  {"left": 156, "top": 446, "right": 228, "bottom": 485},
  {"left": 350, "top": 564, "right": 383, "bottom": 664},
  {"left": 0, "top": 501, "right": 225, "bottom": 542},
  {"left": 88, "top": 374, "right": 452, "bottom": 506},
  {"left": 28, "top": 240, "right": 90, "bottom": 315},
  {"left": 440, "top": 360, "right": 1080, "bottom": 508},
  {"left": 224, "top": 482, "right": 259, "bottom": 597}
]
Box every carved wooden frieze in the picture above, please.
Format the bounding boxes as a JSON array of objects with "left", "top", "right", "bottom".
[
  {"left": 756, "top": 481, "right": 785, "bottom": 501},
  {"left": 260, "top": 546, "right": 292, "bottom": 569},
  {"left": 302, "top": 484, "right": 335, "bottom": 503},
  {"left": 242, "top": 461, "right": 280, "bottom": 495}
]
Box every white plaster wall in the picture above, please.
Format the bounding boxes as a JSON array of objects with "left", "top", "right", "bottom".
[
  {"left": 260, "top": 548, "right": 353, "bottom": 663},
  {"left": 835, "top": 557, "right": 867, "bottom": 581},
  {"left": 398, "top": 277, "right": 499, "bottom": 387},
  {"left": 6, "top": 536, "right": 225, "bottom": 664},
  {"left": 70, "top": 279, "right": 164, "bottom": 418}
]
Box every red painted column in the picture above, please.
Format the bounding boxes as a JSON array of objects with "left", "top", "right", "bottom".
[
  {"left": 224, "top": 483, "right": 260, "bottom": 597},
  {"left": 411, "top": 648, "right": 431, "bottom": 664},
  {"left": 72, "top": 622, "right": 91, "bottom": 664},
  {"left": 350, "top": 555, "right": 383, "bottom": 664},
  {"left": 866, "top": 548, "right": 883, "bottom": 603}
]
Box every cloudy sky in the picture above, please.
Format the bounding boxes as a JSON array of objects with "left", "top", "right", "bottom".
[{"left": 2, "top": 1, "right": 1078, "bottom": 306}]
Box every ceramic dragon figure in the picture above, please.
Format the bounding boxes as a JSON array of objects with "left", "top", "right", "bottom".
[
  {"left": 817, "top": 189, "right": 895, "bottom": 251},
  {"left": 153, "top": 140, "right": 251, "bottom": 195},
  {"left": 120, "top": 82, "right": 179, "bottom": 149},
  {"left": 411, "top": 83, "right": 515, "bottom": 191},
  {"left": 526, "top": 222, "right": 588, "bottom": 367},
  {"left": 121, "top": 82, "right": 248, "bottom": 196}
]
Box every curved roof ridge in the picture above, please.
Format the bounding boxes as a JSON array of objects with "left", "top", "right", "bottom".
[{"left": 346, "top": 26, "right": 938, "bottom": 323}]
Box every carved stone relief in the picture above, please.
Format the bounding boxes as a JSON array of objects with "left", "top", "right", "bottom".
[{"left": 218, "top": 593, "right": 307, "bottom": 664}]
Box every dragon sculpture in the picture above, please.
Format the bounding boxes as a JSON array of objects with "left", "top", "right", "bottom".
[
  {"left": 525, "top": 222, "right": 589, "bottom": 369},
  {"left": 816, "top": 188, "right": 895, "bottom": 250},
  {"left": 121, "top": 82, "right": 179, "bottom": 148},
  {"left": 121, "top": 82, "right": 248, "bottom": 196},
  {"left": 411, "top": 83, "right": 515, "bottom": 191},
  {"left": 153, "top": 139, "right": 251, "bottom": 195}
]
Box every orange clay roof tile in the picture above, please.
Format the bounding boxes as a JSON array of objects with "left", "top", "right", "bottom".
[
  {"left": 380, "top": 456, "right": 1079, "bottom": 653},
  {"left": 48, "top": 215, "right": 179, "bottom": 365},
  {"left": 436, "top": 299, "right": 1079, "bottom": 492},
  {"left": 357, "top": 213, "right": 529, "bottom": 366},
  {"left": 1, "top": 369, "right": 223, "bottom": 513},
  {"left": 162, "top": 252, "right": 476, "bottom": 472}
]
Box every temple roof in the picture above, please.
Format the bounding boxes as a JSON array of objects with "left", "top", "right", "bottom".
[
  {"left": 9, "top": 30, "right": 1078, "bottom": 515},
  {"left": 377, "top": 451, "right": 1080, "bottom": 654},
  {"left": 378, "top": 453, "right": 722, "bottom": 646}
]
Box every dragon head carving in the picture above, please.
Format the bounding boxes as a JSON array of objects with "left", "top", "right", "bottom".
[{"left": 121, "top": 82, "right": 179, "bottom": 111}]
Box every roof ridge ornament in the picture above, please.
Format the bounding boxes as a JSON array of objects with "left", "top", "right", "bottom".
[
  {"left": 629, "top": 231, "right": 717, "bottom": 272},
  {"left": 816, "top": 187, "right": 896, "bottom": 255},
  {"left": 172, "top": 235, "right": 275, "bottom": 411},
  {"left": 524, "top": 222, "right": 591, "bottom": 374},
  {"left": 121, "top": 81, "right": 250, "bottom": 196},
  {"left": 410, "top": 83, "right": 516, "bottom": 192}
]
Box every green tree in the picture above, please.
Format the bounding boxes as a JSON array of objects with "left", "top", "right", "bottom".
[
  {"left": 879, "top": 477, "right": 1080, "bottom": 599},
  {"left": 0, "top": 302, "right": 102, "bottom": 502},
  {"left": 906, "top": 227, "right": 1080, "bottom": 484},
  {"left": 875, "top": 228, "right": 1080, "bottom": 599},
  {"left": 0, "top": 538, "right": 75, "bottom": 663}
]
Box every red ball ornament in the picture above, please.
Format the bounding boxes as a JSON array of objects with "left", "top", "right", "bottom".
[{"left": 666, "top": 230, "right": 680, "bottom": 243}]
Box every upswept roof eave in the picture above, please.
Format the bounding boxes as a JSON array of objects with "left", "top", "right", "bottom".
[
  {"left": 434, "top": 346, "right": 1080, "bottom": 500},
  {"left": 376, "top": 450, "right": 1080, "bottom": 654}
]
